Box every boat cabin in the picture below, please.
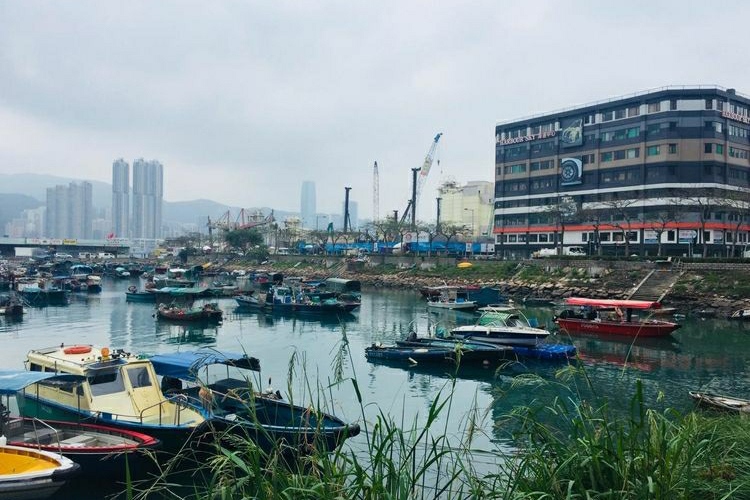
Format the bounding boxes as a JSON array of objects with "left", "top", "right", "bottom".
[{"left": 22, "top": 345, "right": 205, "bottom": 427}]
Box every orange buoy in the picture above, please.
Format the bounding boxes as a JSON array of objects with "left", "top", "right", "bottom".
[{"left": 63, "top": 345, "right": 92, "bottom": 355}]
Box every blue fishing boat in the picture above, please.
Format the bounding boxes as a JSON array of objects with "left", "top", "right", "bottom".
[{"left": 148, "top": 350, "right": 360, "bottom": 454}]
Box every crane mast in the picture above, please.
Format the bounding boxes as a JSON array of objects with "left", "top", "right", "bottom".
[
  {"left": 400, "top": 133, "right": 443, "bottom": 228},
  {"left": 373, "top": 161, "right": 379, "bottom": 222}
]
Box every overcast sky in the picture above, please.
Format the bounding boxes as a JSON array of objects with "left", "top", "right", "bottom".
[{"left": 1, "top": 1, "right": 749, "bottom": 221}]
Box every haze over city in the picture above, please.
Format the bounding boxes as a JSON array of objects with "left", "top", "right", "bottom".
[{"left": 1, "top": 1, "right": 750, "bottom": 220}]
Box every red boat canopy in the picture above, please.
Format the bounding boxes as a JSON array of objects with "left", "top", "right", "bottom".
[{"left": 564, "top": 297, "right": 662, "bottom": 310}]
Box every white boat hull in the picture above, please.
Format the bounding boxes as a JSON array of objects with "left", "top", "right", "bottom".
[{"left": 451, "top": 326, "right": 549, "bottom": 347}]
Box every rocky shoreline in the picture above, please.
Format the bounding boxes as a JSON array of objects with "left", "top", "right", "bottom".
[{"left": 282, "top": 264, "right": 750, "bottom": 320}]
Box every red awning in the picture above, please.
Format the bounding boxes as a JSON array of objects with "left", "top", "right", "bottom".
[{"left": 564, "top": 297, "right": 661, "bottom": 310}]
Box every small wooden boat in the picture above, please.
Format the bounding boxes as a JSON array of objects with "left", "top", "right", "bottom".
[
  {"left": 0, "top": 294, "right": 23, "bottom": 317},
  {"left": 149, "top": 350, "right": 360, "bottom": 454},
  {"left": 0, "top": 443, "right": 79, "bottom": 500},
  {"left": 156, "top": 302, "right": 223, "bottom": 322},
  {"left": 689, "top": 391, "right": 750, "bottom": 413},
  {"left": 3, "top": 418, "right": 160, "bottom": 478}
]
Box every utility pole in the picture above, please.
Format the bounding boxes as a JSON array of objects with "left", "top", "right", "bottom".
[
  {"left": 343, "top": 187, "right": 352, "bottom": 233},
  {"left": 410, "top": 167, "right": 420, "bottom": 229},
  {"left": 436, "top": 197, "right": 442, "bottom": 233}
]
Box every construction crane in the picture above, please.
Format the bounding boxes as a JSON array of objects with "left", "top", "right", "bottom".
[
  {"left": 373, "top": 161, "right": 379, "bottom": 222},
  {"left": 400, "top": 133, "right": 443, "bottom": 228}
]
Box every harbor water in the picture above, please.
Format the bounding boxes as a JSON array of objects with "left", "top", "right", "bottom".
[{"left": 2, "top": 277, "right": 749, "bottom": 497}]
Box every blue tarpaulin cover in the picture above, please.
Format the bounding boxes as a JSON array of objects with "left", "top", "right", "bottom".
[
  {"left": 149, "top": 351, "right": 261, "bottom": 381},
  {"left": 0, "top": 370, "right": 84, "bottom": 395}
]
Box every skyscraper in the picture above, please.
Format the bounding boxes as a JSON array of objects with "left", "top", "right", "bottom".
[
  {"left": 132, "top": 158, "right": 164, "bottom": 239},
  {"left": 112, "top": 158, "right": 129, "bottom": 238},
  {"left": 44, "top": 182, "right": 92, "bottom": 238},
  {"left": 300, "top": 181, "right": 316, "bottom": 229}
]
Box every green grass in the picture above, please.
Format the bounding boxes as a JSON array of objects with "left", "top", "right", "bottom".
[{"left": 131, "top": 333, "right": 750, "bottom": 500}]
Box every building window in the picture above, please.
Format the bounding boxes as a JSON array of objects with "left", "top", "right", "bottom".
[
  {"left": 705, "top": 121, "right": 723, "bottom": 133},
  {"left": 626, "top": 147, "right": 639, "bottom": 159},
  {"left": 670, "top": 99, "right": 677, "bottom": 110},
  {"left": 504, "top": 163, "right": 526, "bottom": 174},
  {"left": 704, "top": 143, "right": 712, "bottom": 154},
  {"left": 648, "top": 102, "right": 661, "bottom": 113},
  {"left": 730, "top": 147, "right": 749, "bottom": 159},
  {"left": 705, "top": 98, "right": 713, "bottom": 110},
  {"left": 716, "top": 144, "right": 724, "bottom": 154},
  {"left": 628, "top": 106, "right": 640, "bottom": 117},
  {"left": 581, "top": 153, "right": 596, "bottom": 165},
  {"left": 615, "top": 108, "right": 626, "bottom": 119},
  {"left": 528, "top": 234, "right": 538, "bottom": 243},
  {"left": 601, "top": 151, "right": 614, "bottom": 162},
  {"left": 647, "top": 145, "right": 661, "bottom": 156},
  {"left": 496, "top": 167, "right": 502, "bottom": 175},
  {"left": 667, "top": 230, "right": 676, "bottom": 242},
  {"left": 668, "top": 143, "right": 678, "bottom": 154},
  {"left": 601, "top": 110, "right": 614, "bottom": 122}
]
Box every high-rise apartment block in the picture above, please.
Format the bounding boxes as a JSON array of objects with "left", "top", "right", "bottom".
[
  {"left": 132, "top": 159, "right": 163, "bottom": 239},
  {"left": 45, "top": 182, "right": 92, "bottom": 239},
  {"left": 112, "top": 158, "right": 129, "bottom": 238}
]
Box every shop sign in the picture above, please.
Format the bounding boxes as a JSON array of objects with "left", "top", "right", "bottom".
[
  {"left": 722, "top": 110, "right": 750, "bottom": 125},
  {"left": 496, "top": 130, "right": 556, "bottom": 145}
]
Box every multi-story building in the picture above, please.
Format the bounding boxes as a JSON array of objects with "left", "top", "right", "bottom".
[
  {"left": 112, "top": 158, "right": 130, "bottom": 238},
  {"left": 300, "top": 181, "right": 316, "bottom": 229},
  {"left": 44, "top": 182, "right": 92, "bottom": 239},
  {"left": 132, "top": 159, "right": 163, "bottom": 239},
  {"left": 438, "top": 180, "right": 494, "bottom": 238},
  {"left": 493, "top": 86, "right": 750, "bottom": 258}
]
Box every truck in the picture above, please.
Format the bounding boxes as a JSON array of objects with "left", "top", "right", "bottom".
[{"left": 532, "top": 246, "right": 586, "bottom": 258}]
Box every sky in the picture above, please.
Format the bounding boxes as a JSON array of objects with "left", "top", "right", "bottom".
[{"left": 1, "top": 1, "right": 749, "bottom": 221}]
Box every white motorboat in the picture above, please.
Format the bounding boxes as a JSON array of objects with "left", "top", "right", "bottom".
[{"left": 450, "top": 306, "right": 550, "bottom": 347}]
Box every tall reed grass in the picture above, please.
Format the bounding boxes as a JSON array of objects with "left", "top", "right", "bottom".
[{"left": 129, "top": 332, "right": 750, "bottom": 500}]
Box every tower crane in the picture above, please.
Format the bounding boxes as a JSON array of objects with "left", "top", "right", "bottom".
[{"left": 400, "top": 133, "right": 443, "bottom": 227}]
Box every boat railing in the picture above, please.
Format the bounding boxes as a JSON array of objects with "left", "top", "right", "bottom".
[
  {"left": 25, "top": 417, "right": 61, "bottom": 452},
  {"left": 136, "top": 396, "right": 194, "bottom": 426}
]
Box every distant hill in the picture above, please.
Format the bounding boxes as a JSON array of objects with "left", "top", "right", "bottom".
[
  {"left": 0, "top": 173, "right": 292, "bottom": 228},
  {"left": 0, "top": 193, "right": 44, "bottom": 233},
  {"left": 0, "top": 173, "right": 111, "bottom": 208}
]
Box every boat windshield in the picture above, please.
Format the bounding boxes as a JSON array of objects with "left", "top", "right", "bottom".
[
  {"left": 88, "top": 369, "right": 126, "bottom": 396},
  {"left": 478, "top": 310, "right": 531, "bottom": 328}
]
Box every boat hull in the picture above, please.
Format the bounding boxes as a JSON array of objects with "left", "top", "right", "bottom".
[
  {"left": 0, "top": 445, "right": 79, "bottom": 500},
  {"left": 450, "top": 327, "right": 549, "bottom": 347},
  {"left": 16, "top": 392, "right": 207, "bottom": 454},
  {"left": 556, "top": 317, "right": 680, "bottom": 337},
  {"left": 4, "top": 418, "right": 160, "bottom": 478}
]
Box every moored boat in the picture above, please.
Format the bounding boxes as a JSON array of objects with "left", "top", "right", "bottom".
[
  {"left": 729, "top": 309, "right": 750, "bottom": 321},
  {"left": 125, "top": 286, "right": 157, "bottom": 303},
  {"left": 0, "top": 369, "right": 160, "bottom": 478},
  {"left": 450, "top": 306, "right": 551, "bottom": 347},
  {"left": 16, "top": 345, "right": 209, "bottom": 453},
  {"left": 148, "top": 350, "right": 360, "bottom": 454},
  {"left": 689, "top": 391, "right": 750, "bottom": 413},
  {"left": 156, "top": 302, "right": 223, "bottom": 322},
  {"left": 554, "top": 297, "right": 681, "bottom": 338},
  {"left": 394, "top": 336, "right": 514, "bottom": 365},
  {"left": 0, "top": 294, "right": 23, "bottom": 317},
  {"left": 425, "top": 287, "right": 477, "bottom": 311},
  {"left": 0, "top": 444, "right": 79, "bottom": 500}
]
